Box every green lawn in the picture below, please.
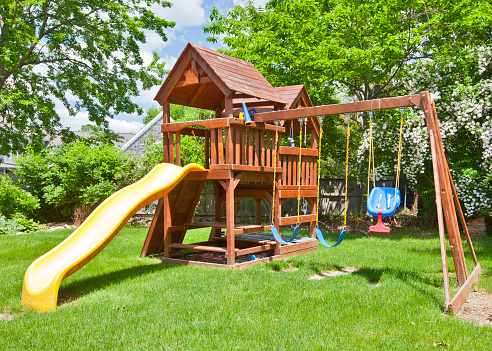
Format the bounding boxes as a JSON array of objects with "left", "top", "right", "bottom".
[{"left": 1, "top": 226, "right": 491, "bottom": 350}]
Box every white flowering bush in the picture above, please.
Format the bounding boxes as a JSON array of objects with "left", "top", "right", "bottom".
[
  {"left": 356, "top": 46, "right": 492, "bottom": 217},
  {"left": 357, "top": 46, "right": 492, "bottom": 217}
]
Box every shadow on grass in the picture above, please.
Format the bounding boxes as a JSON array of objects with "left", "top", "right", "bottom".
[
  {"left": 58, "top": 261, "right": 174, "bottom": 306},
  {"left": 353, "top": 266, "right": 444, "bottom": 308}
]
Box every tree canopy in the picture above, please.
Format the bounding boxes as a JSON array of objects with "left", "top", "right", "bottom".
[
  {"left": 0, "top": 0, "right": 174, "bottom": 155},
  {"left": 205, "top": 0, "right": 491, "bottom": 105}
]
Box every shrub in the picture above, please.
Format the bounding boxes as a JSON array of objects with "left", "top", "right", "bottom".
[{"left": 0, "top": 175, "right": 40, "bottom": 218}]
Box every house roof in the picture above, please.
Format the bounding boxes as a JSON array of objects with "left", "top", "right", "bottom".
[
  {"left": 154, "top": 43, "right": 287, "bottom": 111},
  {"left": 48, "top": 131, "right": 135, "bottom": 148},
  {"left": 121, "top": 112, "right": 167, "bottom": 152}
]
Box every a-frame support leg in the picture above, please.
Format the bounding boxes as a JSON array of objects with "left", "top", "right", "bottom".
[{"left": 422, "top": 92, "right": 468, "bottom": 285}]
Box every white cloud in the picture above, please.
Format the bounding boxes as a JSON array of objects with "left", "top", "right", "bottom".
[
  {"left": 106, "top": 118, "right": 144, "bottom": 133},
  {"left": 233, "top": 0, "right": 269, "bottom": 7},
  {"left": 158, "top": 0, "right": 206, "bottom": 29}
]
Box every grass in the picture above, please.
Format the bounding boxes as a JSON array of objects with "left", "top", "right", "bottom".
[{"left": 1, "top": 226, "right": 491, "bottom": 350}]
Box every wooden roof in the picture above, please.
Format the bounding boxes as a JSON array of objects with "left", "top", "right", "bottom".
[{"left": 154, "top": 43, "right": 287, "bottom": 110}]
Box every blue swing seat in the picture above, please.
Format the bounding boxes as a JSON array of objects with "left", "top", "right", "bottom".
[{"left": 367, "top": 187, "right": 401, "bottom": 217}]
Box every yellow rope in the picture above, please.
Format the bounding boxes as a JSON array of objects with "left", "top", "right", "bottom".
[
  {"left": 395, "top": 114, "right": 404, "bottom": 189},
  {"left": 344, "top": 123, "right": 350, "bottom": 228},
  {"left": 315, "top": 126, "right": 323, "bottom": 227},
  {"left": 297, "top": 119, "right": 303, "bottom": 224},
  {"left": 271, "top": 124, "right": 279, "bottom": 226},
  {"left": 366, "top": 119, "right": 376, "bottom": 201}
]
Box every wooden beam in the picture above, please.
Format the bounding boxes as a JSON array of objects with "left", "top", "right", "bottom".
[
  {"left": 280, "top": 214, "right": 317, "bottom": 226},
  {"left": 430, "top": 130, "right": 451, "bottom": 307},
  {"left": 169, "top": 243, "right": 233, "bottom": 253},
  {"left": 140, "top": 198, "right": 164, "bottom": 257},
  {"left": 279, "top": 146, "right": 318, "bottom": 157},
  {"left": 232, "top": 100, "right": 276, "bottom": 108},
  {"left": 448, "top": 263, "right": 482, "bottom": 314},
  {"left": 226, "top": 177, "right": 235, "bottom": 265},
  {"left": 188, "top": 82, "right": 210, "bottom": 105},
  {"left": 155, "top": 50, "right": 193, "bottom": 105},
  {"left": 422, "top": 92, "right": 468, "bottom": 285},
  {"left": 255, "top": 94, "right": 422, "bottom": 122},
  {"left": 162, "top": 118, "right": 230, "bottom": 133},
  {"left": 162, "top": 195, "right": 172, "bottom": 258}
]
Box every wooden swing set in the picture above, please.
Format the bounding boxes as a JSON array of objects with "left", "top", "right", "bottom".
[{"left": 141, "top": 43, "right": 480, "bottom": 313}]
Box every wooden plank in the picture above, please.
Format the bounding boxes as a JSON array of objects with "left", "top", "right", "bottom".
[
  {"left": 175, "top": 132, "right": 181, "bottom": 166},
  {"left": 255, "top": 93, "right": 423, "bottom": 122},
  {"left": 168, "top": 132, "right": 174, "bottom": 164},
  {"left": 180, "top": 128, "right": 207, "bottom": 137},
  {"left": 430, "top": 130, "right": 451, "bottom": 307},
  {"left": 448, "top": 263, "right": 482, "bottom": 314},
  {"left": 162, "top": 133, "right": 169, "bottom": 163},
  {"left": 422, "top": 92, "right": 468, "bottom": 285},
  {"left": 280, "top": 214, "right": 317, "bottom": 226},
  {"left": 278, "top": 239, "right": 318, "bottom": 255},
  {"left": 163, "top": 195, "right": 172, "bottom": 257},
  {"left": 266, "top": 131, "right": 271, "bottom": 167},
  {"left": 240, "top": 126, "right": 246, "bottom": 165},
  {"left": 282, "top": 155, "right": 287, "bottom": 185},
  {"left": 234, "top": 125, "right": 240, "bottom": 164},
  {"left": 191, "top": 49, "right": 232, "bottom": 97},
  {"left": 210, "top": 128, "right": 217, "bottom": 165},
  {"left": 155, "top": 50, "right": 193, "bottom": 105},
  {"left": 209, "top": 164, "right": 283, "bottom": 173},
  {"left": 140, "top": 198, "right": 164, "bottom": 256},
  {"left": 169, "top": 243, "right": 233, "bottom": 253},
  {"left": 233, "top": 224, "right": 273, "bottom": 235},
  {"left": 162, "top": 118, "right": 230, "bottom": 133},
  {"left": 254, "top": 128, "right": 260, "bottom": 166},
  {"left": 302, "top": 156, "right": 307, "bottom": 185},
  {"left": 279, "top": 185, "right": 318, "bottom": 190},
  {"left": 204, "top": 130, "right": 210, "bottom": 169},
  {"left": 226, "top": 178, "right": 236, "bottom": 265},
  {"left": 260, "top": 130, "right": 265, "bottom": 166},
  {"left": 279, "top": 146, "right": 318, "bottom": 157},
  {"left": 235, "top": 244, "right": 276, "bottom": 257},
  {"left": 218, "top": 127, "right": 224, "bottom": 164},
  {"left": 247, "top": 128, "right": 253, "bottom": 165},
  {"left": 225, "top": 126, "right": 233, "bottom": 164}
]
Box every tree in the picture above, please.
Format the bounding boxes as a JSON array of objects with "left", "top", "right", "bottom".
[
  {"left": 0, "top": 0, "right": 174, "bottom": 155},
  {"left": 80, "top": 124, "right": 123, "bottom": 145},
  {"left": 205, "top": 0, "right": 491, "bottom": 106},
  {"left": 143, "top": 106, "right": 162, "bottom": 124}
]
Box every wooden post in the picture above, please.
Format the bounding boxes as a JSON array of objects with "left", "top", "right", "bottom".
[
  {"left": 430, "top": 130, "right": 451, "bottom": 307},
  {"left": 422, "top": 92, "right": 468, "bottom": 285},
  {"left": 163, "top": 195, "right": 172, "bottom": 258},
  {"left": 163, "top": 101, "right": 171, "bottom": 163},
  {"left": 204, "top": 130, "right": 210, "bottom": 169},
  {"left": 226, "top": 177, "right": 235, "bottom": 265}
]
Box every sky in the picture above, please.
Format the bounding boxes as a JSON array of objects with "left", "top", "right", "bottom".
[{"left": 59, "top": 0, "right": 269, "bottom": 133}]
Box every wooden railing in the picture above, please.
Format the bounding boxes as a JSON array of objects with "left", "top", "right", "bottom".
[
  {"left": 279, "top": 146, "right": 318, "bottom": 187},
  {"left": 161, "top": 117, "right": 319, "bottom": 188}
]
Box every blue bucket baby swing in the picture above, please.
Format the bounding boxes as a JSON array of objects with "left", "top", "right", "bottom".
[{"left": 366, "top": 108, "right": 405, "bottom": 233}]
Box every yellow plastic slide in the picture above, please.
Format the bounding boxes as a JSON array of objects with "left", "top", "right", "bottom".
[{"left": 22, "top": 163, "right": 205, "bottom": 311}]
